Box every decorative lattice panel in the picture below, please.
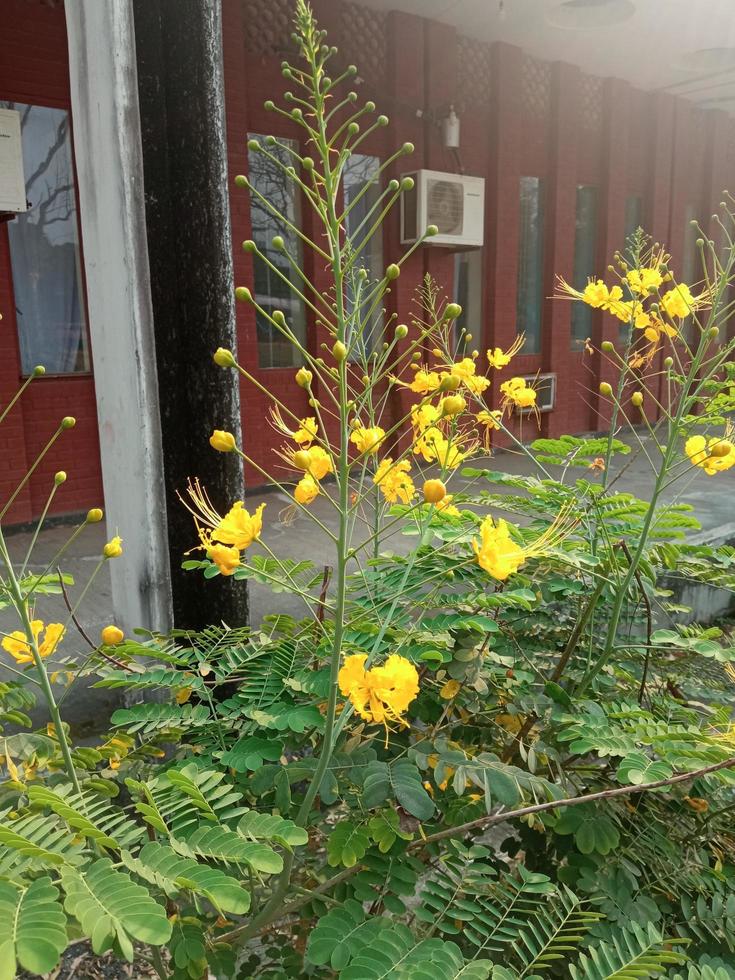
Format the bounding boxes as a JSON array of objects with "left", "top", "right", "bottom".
[
  {"left": 521, "top": 54, "right": 551, "bottom": 120},
  {"left": 457, "top": 34, "right": 492, "bottom": 109},
  {"left": 340, "top": 3, "right": 387, "bottom": 85},
  {"left": 243, "top": 0, "right": 296, "bottom": 58},
  {"left": 581, "top": 73, "right": 604, "bottom": 132}
]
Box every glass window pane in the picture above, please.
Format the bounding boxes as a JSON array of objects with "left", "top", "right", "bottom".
[
  {"left": 343, "top": 153, "right": 383, "bottom": 356},
  {"left": 516, "top": 176, "right": 545, "bottom": 355},
  {"left": 3, "top": 102, "right": 89, "bottom": 374},
  {"left": 571, "top": 185, "right": 598, "bottom": 350},
  {"left": 453, "top": 250, "right": 483, "bottom": 354},
  {"left": 247, "top": 134, "right": 306, "bottom": 369}
]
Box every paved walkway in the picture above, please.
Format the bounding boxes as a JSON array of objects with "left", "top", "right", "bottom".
[{"left": 3, "top": 432, "right": 734, "bottom": 732}]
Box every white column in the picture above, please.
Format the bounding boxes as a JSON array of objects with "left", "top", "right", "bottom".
[{"left": 64, "top": 0, "right": 172, "bottom": 632}]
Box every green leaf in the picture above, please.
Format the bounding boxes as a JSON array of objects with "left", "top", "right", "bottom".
[
  {"left": 554, "top": 805, "right": 620, "bottom": 855},
  {"left": 568, "top": 922, "right": 688, "bottom": 978},
  {"left": 0, "top": 877, "right": 67, "bottom": 980},
  {"left": 121, "top": 841, "right": 250, "bottom": 914},
  {"left": 28, "top": 785, "right": 143, "bottom": 851},
  {"left": 363, "top": 760, "right": 435, "bottom": 821},
  {"left": 172, "top": 824, "right": 283, "bottom": 874},
  {"left": 616, "top": 752, "right": 673, "bottom": 786},
  {"left": 245, "top": 701, "right": 324, "bottom": 733},
  {"left": 220, "top": 736, "right": 284, "bottom": 772},
  {"left": 61, "top": 858, "right": 171, "bottom": 961},
  {"left": 327, "top": 821, "right": 371, "bottom": 868},
  {"left": 236, "top": 810, "right": 308, "bottom": 848},
  {"left": 306, "top": 899, "right": 391, "bottom": 970},
  {"left": 369, "top": 810, "right": 412, "bottom": 853}
]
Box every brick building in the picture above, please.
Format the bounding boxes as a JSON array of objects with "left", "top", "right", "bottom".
[{"left": 2, "top": 0, "right": 735, "bottom": 527}]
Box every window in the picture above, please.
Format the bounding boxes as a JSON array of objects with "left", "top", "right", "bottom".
[
  {"left": 343, "top": 153, "right": 383, "bottom": 354},
  {"left": 516, "top": 177, "right": 545, "bottom": 354},
  {"left": 3, "top": 102, "right": 88, "bottom": 374},
  {"left": 453, "top": 250, "right": 483, "bottom": 353},
  {"left": 571, "top": 185, "right": 598, "bottom": 350},
  {"left": 247, "top": 134, "right": 306, "bottom": 368}
]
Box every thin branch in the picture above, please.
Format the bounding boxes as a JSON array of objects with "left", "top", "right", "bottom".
[
  {"left": 414, "top": 753, "right": 735, "bottom": 848},
  {"left": 57, "top": 569, "right": 130, "bottom": 671}
]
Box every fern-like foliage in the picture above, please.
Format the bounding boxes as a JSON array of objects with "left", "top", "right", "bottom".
[
  {"left": 0, "top": 876, "right": 68, "bottom": 977},
  {"left": 568, "top": 923, "right": 688, "bottom": 978}
]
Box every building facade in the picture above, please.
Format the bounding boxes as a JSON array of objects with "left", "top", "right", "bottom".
[{"left": 2, "top": 0, "right": 733, "bottom": 521}]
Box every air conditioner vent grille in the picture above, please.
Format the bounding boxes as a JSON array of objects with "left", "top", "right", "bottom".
[{"left": 427, "top": 179, "right": 464, "bottom": 235}]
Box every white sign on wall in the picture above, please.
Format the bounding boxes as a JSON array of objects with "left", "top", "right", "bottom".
[{"left": 0, "top": 108, "right": 28, "bottom": 213}]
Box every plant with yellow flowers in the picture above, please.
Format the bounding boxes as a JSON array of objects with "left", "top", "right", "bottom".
[{"left": 7, "top": 4, "right": 735, "bottom": 979}]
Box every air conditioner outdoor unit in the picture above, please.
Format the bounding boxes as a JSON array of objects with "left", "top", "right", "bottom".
[{"left": 400, "top": 169, "right": 485, "bottom": 247}]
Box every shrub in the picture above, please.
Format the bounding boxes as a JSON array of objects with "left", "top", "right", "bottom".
[{"left": 3, "top": 3, "right": 735, "bottom": 977}]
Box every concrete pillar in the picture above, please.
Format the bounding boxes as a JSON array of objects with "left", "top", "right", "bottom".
[{"left": 64, "top": 0, "right": 172, "bottom": 633}]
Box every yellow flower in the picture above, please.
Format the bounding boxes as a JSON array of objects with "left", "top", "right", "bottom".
[
  {"left": 555, "top": 277, "right": 627, "bottom": 317},
  {"left": 487, "top": 334, "right": 524, "bottom": 369},
  {"left": 209, "top": 430, "right": 237, "bottom": 452},
  {"left": 413, "top": 430, "right": 467, "bottom": 468},
  {"left": 477, "top": 409, "right": 502, "bottom": 448},
  {"left": 661, "top": 283, "right": 696, "bottom": 320},
  {"left": 351, "top": 425, "right": 385, "bottom": 455},
  {"left": 183, "top": 479, "right": 265, "bottom": 551},
  {"left": 302, "top": 445, "right": 333, "bottom": 480},
  {"left": 2, "top": 621, "right": 65, "bottom": 665},
  {"left": 103, "top": 536, "right": 123, "bottom": 558},
  {"left": 472, "top": 518, "right": 527, "bottom": 581},
  {"left": 270, "top": 407, "right": 319, "bottom": 446},
  {"left": 394, "top": 367, "right": 443, "bottom": 394},
  {"left": 206, "top": 542, "right": 241, "bottom": 576},
  {"left": 374, "top": 458, "right": 415, "bottom": 504},
  {"left": 338, "top": 653, "right": 420, "bottom": 733},
  {"left": 685, "top": 434, "right": 735, "bottom": 476},
  {"left": 101, "top": 625, "right": 124, "bottom": 646},
  {"left": 473, "top": 511, "right": 572, "bottom": 581},
  {"left": 411, "top": 403, "right": 442, "bottom": 437},
  {"left": 447, "top": 358, "right": 490, "bottom": 395},
  {"left": 500, "top": 377, "right": 536, "bottom": 412},
  {"left": 434, "top": 495, "right": 461, "bottom": 517},
  {"left": 294, "top": 473, "right": 320, "bottom": 505},
  {"left": 626, "top": 266, "right": 663, "bottom": 296}
]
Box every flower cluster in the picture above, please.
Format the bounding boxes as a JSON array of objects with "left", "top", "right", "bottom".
[
  {"left": 338, "top": 653, "right": 419, "bottom": 738},
  {"left": 685, "top": 433, "right": 735, "bottom": 476},
  {"left": 183, "top": 479, "right": 264, "bottom": 576}
]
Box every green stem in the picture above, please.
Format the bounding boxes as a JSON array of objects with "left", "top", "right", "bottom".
[{"left": 0, "top": 528, "right": 81, "bottom": 795}]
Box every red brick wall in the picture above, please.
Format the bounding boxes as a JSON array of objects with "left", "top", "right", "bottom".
[
  {"left": 3, "top": 0, "right": 734, "bottom": 513},
  {"left": 0, "top": 0, "right": 102, "bottom": 522}
]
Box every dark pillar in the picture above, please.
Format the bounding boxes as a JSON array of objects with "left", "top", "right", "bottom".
[{"left": 133, "top": 0, "right": 247, "bottom": 629}]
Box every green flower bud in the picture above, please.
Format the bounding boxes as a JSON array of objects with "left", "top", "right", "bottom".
[
  {"left": 32, "top": 365, "right": 45, "bottom": 378},
  {"left": 400, "top": 176, "right": 414, "bottom": 192},
  {"left": 402, "top": 142, "right": 414, "bottom": 154},
  {"left": 426, "top": 224, "right": 438, "bottom": 236},
  {"left": 386, "top": 263, "right": 401, "bottom": 281},
  {"left": 631, "top": 391, "right": 644, "bottom": 408},
  {"left": 247, "top": 138, "right": 260, "bottom": 151},
  {"left": 61, "top": 416, "right": 76, "bottom": 430},
  {"left": 395, "top": 324, "right": 408, "bottom": 339},
  {"left": 377, "top": 114, "right": 389, "bottom": 126},
  {"left": 234, "top": 174, "right": 248, "bottom": 188},
  {"left": 242, "top": 239, "right": 256, "bottom": 253},
  {"left": 235, "top": 286, "right": 252, "bottom": 303},
  {"left": 213, "top": 347, "right": 236, "bottom": 368},
  {"left": 599, "top": 382, "right": 613, "bottom": 397},
  {"left": 365, "top": 101, "right": 376, "bottom": 112},
  {"left": 332, "top": 340, "right": 348, "bottom": 362},
  {"left": 86, "top": 507, "right": 104, "bottom": 524},
  {"left": 601, "top": 340, "right": 614, "bottom": 352},
  {"left": 272, "top": 235, "right": 285, "bottom": 250},
  {"left": 54, "top": 471, "right": 67, "bottom": 485},
  {"left": 444, "top": 303, "right": 462, "bottom": 320},
  {"left": 664, "top": 356, "right": 674, "bottom": 368}
]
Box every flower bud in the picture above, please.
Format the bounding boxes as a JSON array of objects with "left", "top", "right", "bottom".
[
  {"left": 402, "top": 142, "right": 414, "bottom": 154},
  {"left": 386, "top": 263, "right": 400, "bottom": 281},
  {"left": 395, "top": 324, "right": 408, "bottom": 339},
  {"left": 439, "top": 373, "right": 461, "bottom": 392},
  {"left": 32, "top": 365, "right": 45, "bottom": 378},
  {"left": 423, "top": 479, "right": 447, "bottom": 504},
  {"left": 465, "top": 333, "right": 473, "bottom": 342},
  {"left": 101, "top": 625, "right": 124, "bottom": 646},
  {"left": 631, "top": 391, "right": 644, "bottom": 408},
  {"left": 711, "top": 441, "right": 731, "bottom": 458},
  {"left": 332, "top": 340, "right": 348, "bottom": 362},
  {"left": 293, "top": 449, "right": 311, "bottom": 471},
  {"left": 242, "top": 239, "right": 256, "bottom": 253},
  {"left": 234, "top": 174, "right": 248, "bottom": 188},
  {"left": 210, "top": 430, "right": 237, "bottom": 452},
  {"left": 707, "top": 326, "right": 719, "bottom": 339},
  {"left": 444, "top": 303, "right": 462, "bottom": 320},
  {"left": 599, "top": 382, "right": 613, "bottom": 397},
  {"left": 213, "top": 347, "right": 236, "bottom": 368},
  {"left": 103, "top": 535, "right": 123, "bottom": 559},
  {"left": 54, "top": 471, "right": 67, "bottom": 485},
  {"left": 86, "top": 508, "right": 104, "bottom": 524},
  {"left": 61, "top": 417, "right": 76, "bottom": 430},
  {"left": 601, "top": 340, "right": 614, "bottom": 353},
  {"left": 235, "top": 286, "right": 252, "bottom": 303},
  {"left": 426, "top": 224, "right": 438, "bottom": 236},
  {"left": 664, "top": 356, "right": 674, "bottom": 368},
  {"left": 272, "top": 235, "right": 285, "bottom": 250},
  {"left": 441, "top": 395, "right": 466, "bottom": 417},
  {"left": 400, "top": 176, "right": 414, "bottom": 192},
  {"left": 295, "top": 367, "right": 313, "bottom": 388}
]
